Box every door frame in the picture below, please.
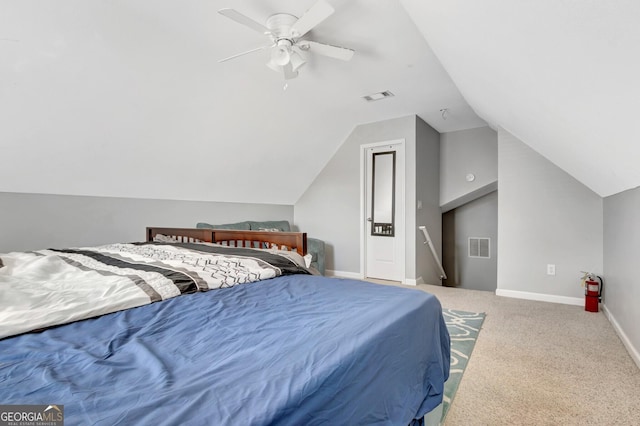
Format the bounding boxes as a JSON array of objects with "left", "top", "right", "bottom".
[{"left": 360, "top": 139, "right": 406, "bottom": 283}]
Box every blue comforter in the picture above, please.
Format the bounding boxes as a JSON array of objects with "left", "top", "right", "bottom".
[{"left": 0, "top": 276, "right": 450, "bottom": 425}]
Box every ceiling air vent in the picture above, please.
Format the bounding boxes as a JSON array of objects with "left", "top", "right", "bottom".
[
  {"left": 469, "top": 237, "right": 490, "bottom": 259},
  {"left": 363, "top": 91, "right": 395, "bottom": 102}
]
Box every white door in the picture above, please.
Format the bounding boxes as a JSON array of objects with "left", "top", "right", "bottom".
[{"left": 363, "top": 141, "right": 405, "bottom": 282}]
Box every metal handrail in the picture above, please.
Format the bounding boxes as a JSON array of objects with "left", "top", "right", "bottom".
[{"left": 418, "top": 226, "right": 447, "bottom": 280}]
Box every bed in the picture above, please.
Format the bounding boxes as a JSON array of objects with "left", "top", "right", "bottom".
[{"left": 0, "top": 228, "right": 450, "bottom": 425}]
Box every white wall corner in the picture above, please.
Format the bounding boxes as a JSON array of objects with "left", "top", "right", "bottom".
[
  {"left": 495, "top": 289, "right": 583, "bottom": 306},
  {"left": 325, "top": 270, "right": 364, "bottom": 280},
  {"left": 602, "top": 304, "right": 640, "bottom": 371}
]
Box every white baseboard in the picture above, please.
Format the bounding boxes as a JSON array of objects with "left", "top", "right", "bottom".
[
  {"left": 325, "top": 269, "right": 363, "bottom": 280},
  {"left": 327, "top": 270, "right": 426, "bottom": 286},
  {"left": 602, "top": 304, "right": 640, "bottom": 371},
  {"left": 404, "top": 276, "right": 424, "bottom": 286},
  {"left": 495, "top": 289, "right": 583, "bottom": 306}
]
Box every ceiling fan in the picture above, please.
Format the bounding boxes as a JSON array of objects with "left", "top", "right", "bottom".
[{"left": 218, "top": 0, "right": 355, "bottom": 80}]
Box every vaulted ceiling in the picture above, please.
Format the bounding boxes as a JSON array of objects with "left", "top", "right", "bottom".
[
  {"left": 1, "top": 1, "right": 637, "bottom": 204},
  {"left": 401, "top": 0, "right": 640, "bottom": 197}
]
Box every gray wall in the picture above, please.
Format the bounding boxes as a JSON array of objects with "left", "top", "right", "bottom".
[
  {"left": 0, "top": 192, "right": 292, "bottom": 252},
  {"left": 603, "top": 187, "right": 640, "bottom": 365},
  {"left": 443, "top": 190, "right": 498, "bottom": 292},
  {"left": 440, "top": 126, "right": 498, "bottom": 210},
  {"left": 416, "top": 117, "right": 442, "bottom": 285},
  {"left": 294, "top": 115, "right": 418, "bottom": 277},
  {"left": 439, "top": 126, "right": 498, "bottom": 289},
  {"left": 497, "top": 130, "right": 603, "bottom": 299}
]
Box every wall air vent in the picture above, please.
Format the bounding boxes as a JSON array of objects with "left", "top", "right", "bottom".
[
  {"left": 363, "top": 91, "right": 395, "bottom": 102},
  {"left": 469, "top": 237, "right": 490, "bottom": 258}
]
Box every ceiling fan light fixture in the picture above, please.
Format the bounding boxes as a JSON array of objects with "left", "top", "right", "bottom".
[
  {"left": 266, "top": 61, "right": 282, "bottom": 73},
  {"left": 270, "top": 45, "right": 291, "bottom": 67},
  {"left": 290, "top": 51, "right": 306, "bottom": 72}
]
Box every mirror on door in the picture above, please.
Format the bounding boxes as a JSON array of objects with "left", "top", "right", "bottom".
[{"left": 371, "top": 151, "right": 396, "bottom": 237}]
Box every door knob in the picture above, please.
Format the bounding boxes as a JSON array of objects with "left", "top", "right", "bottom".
[{"left": 367, "top": 218, "right": 372, "bottom": 222}]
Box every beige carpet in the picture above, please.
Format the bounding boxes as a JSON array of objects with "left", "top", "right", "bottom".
[{"left": 375, "top": 281, "right": 640, "bottom": 425}]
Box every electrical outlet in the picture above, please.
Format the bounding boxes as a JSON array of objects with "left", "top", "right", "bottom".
[{"left": 547, "top": 264, "right": 556, "bottom": 276}]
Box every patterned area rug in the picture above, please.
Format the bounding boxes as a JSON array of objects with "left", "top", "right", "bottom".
[{"left": 441, "top": 309, "right": 486, "bottom": 424}]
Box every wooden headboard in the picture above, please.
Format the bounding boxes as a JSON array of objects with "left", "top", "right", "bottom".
[{"left": 146, "top": 227, "right": 308, "bottom": 256}]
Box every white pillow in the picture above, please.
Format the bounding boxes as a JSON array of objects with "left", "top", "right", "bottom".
[
  {"left": 264, "top": 248, "right": 309, "bottom": 269},
  {"left": 153, "top": 234, "right": 180, "bottom": 243}
]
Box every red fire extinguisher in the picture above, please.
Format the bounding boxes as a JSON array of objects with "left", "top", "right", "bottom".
[{"left": 584, "top": 276, "right": 603, "bottom": 313}]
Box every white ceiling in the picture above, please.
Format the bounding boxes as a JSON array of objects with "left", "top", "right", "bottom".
[
  {"left": 401, "top": 0, "right": 640, "bottom": 197},
  {"left": 0, "top": 0, "right": 485, "bottom": 205},
  {"left": 5, "top": 1, "right": 634, "bottom": 204}
]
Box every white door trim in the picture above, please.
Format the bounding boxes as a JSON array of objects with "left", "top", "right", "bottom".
[{"left": 360, "top": 139, "right": 406, "bottom": 283}]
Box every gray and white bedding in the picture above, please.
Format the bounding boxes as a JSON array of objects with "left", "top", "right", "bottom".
[{"left": 0, "top": 241, "right": 310, "bottom": 339}]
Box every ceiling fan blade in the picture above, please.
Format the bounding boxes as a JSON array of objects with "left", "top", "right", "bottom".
[
  {"left": 219, "top": 45, "right": 273, "bottom": 63},
  {"left": 303, "top": 40, "right": 354, "bottom": 61},
  {"left": 283, "top": 63, "right": 299, "bottom": 80},
  {"left": 290, "top": 0, "right": 334, "bottom": 38},
  {"left": 218, "top": 8, "right": 271, "bottom": 34}
]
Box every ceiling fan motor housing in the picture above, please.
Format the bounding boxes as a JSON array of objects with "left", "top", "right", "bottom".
[{"left": 266, "top": 13, "right": 299, "bottom": 40}]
